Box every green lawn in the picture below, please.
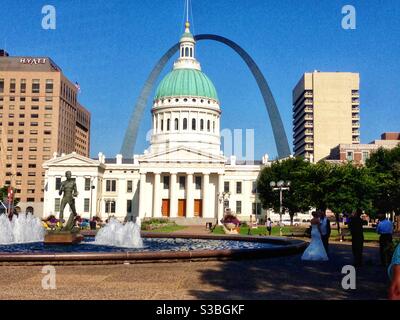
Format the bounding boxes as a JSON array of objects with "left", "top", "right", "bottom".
[
  {"left": 212, "top": 225, "right": 381, "bottom": 241},
  {"left": 146, "top": 225, "right": 187, "bottom": 233}
]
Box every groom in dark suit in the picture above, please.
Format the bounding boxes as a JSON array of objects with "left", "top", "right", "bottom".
[{"left": 319, "top": 210, "right": 331, "bottom": 255}]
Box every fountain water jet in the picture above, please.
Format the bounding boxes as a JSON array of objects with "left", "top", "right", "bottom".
[
  {"left": 94, "top": 218, "right": 143, "bottom": 248},
  {"left": 0, "top": 213, "right": 45, "bottom": 245}
]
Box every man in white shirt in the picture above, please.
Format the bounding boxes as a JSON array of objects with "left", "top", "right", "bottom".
[
  {"left": 319, "top": 210, "right": 331, "bottom": 255},
  {"left": 377, "top": 214, "right": 394, "bottom": 266}
]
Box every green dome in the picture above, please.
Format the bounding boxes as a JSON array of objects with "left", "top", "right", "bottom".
[{"left": 155, "top": 68, "right": 218, "bottom": 101}]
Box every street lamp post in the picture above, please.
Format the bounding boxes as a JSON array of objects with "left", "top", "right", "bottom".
[
  {"left": 89, "top": 186, "right": 95, "bottom": 220},
  {"left": 270, "top": 180, "right": 291, "bottom": 236},
  {"left": 217, "top": 191, "right": 231, "bottom": 219}
]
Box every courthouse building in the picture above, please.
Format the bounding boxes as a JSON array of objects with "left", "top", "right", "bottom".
[{"left": 42, "top": 22, "right": 269, "bottom": 224}]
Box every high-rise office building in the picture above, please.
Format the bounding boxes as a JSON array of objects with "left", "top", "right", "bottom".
[
  {"left": 0, "top": 50, "right": 90, "bottom": 215},
  {"left": 292, "top": 71, "right": 360, "bottom": 162}
]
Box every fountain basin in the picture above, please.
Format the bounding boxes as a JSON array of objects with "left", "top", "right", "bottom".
[{"left": 0, "top": 233, "right": 306, "bottom": 265}]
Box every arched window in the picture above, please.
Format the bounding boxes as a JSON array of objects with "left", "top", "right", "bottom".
[
  {"left": 185, "top": 47, "right": 189, "bottom": 57},
  {"left": 192, "top": 118, "right": 196, "bottom": 130},
  {"left": 181, "top": 47, "right": 184, "bottom": 57},
  {"left": 174, "top": 118, "right": 179, "bottom": 130},
  {"left": 200, "top": 119, "right": 204, "bottom": 131},
  {"left": 213, "top": 121, "right": 215, "bottom": 132},
  {"left": 183, "top": 118, "right": 187, "bottom": 130},
  {"left": 167, "top": 119, "right": 170, "bottom": 131},
  {"left": 207, "top": 120, "right": 210, "bottom": 132},
  {"left": 161, "top": 119, "right": 164, "bottom": 131},
  {"left": 189, "top": 47, "right": 193, "bottom": 57}
]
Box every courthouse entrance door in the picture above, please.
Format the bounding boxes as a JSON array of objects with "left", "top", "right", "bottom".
[
  {"left": 178, "top": 199, "right": 186, "bottom": 217},
  {"left": 162, "top": 199, "right": 170, "bottom": 217},
  {"left": 194, "top": 199, "right": 202, "bottom": 217}
]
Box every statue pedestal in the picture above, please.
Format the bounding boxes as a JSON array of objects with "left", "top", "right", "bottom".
[{"left": 44, "top": 231, "right": 83, "bottom": 245}]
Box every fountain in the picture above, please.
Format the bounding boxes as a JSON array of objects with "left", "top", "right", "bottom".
[
  {"left": 0, "top": 213, "right": 306, "bottom": 265},
  {"left": 94, "top": 218, "right": 143, "bottom": 248},
  {"left": 0, "top": 213, "right": 45, "bottom": 245}
]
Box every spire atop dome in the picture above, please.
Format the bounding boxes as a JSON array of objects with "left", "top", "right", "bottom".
[{"left": 174, "top": 0, "right": 200, "bottom": 70}]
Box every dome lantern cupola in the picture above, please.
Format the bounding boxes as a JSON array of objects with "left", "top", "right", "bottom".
[{"left": 174, "top": 20, "right": 201, "bottom": 71}]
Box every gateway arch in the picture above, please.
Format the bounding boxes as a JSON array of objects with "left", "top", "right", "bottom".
[{"left": 120, "top": 34, "right": 291, "bottom": 159}]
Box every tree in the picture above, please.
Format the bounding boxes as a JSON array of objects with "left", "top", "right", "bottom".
[
  {"left": 322, "top": 163, "right": 377, "bottom": 234},
  {"left": 366, "top": 145, "right": 400, "bottom": 219},
  {"left": 257, "top": 157, "right": 312, "bottom": 224}
]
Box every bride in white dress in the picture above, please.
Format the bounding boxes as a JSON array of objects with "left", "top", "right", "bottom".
[{"left": 301, "top": 211, "right": 329, "bottom": 261}]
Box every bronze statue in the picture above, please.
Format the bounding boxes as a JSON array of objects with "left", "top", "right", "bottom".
[{"left": 59, "top": 171, "right": 78, "bottom": 231}]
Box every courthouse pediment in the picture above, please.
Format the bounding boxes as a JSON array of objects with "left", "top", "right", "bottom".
[
  {"left": 43, "top": 152, "right": 101, "bottom": 168},
  {"left": 139, "top": 146, "right": 226, "bottom": 164}
]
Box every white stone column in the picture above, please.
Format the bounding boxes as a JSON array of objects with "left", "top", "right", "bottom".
[
  {"left": 186, "top": 173, "right": 194, "bottom": 218},
  {"left": 170, "top": 173, "right": 178, "bottom": 218},
  {"left": 153, "top": 173, "right": 162, "bottom": 218},
  {"left": 202, "top": 173, "right": 209, "bottom": 218},
  {"left": 217, "top": 174, "right": 224, "bottom": 224},
  {"left": 138, "top": 173, "right": 146, "bottom": 218}
]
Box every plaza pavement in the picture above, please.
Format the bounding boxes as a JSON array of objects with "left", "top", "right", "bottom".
[{"left": 0, "top": 232, "right": 389, "bottom": 300}]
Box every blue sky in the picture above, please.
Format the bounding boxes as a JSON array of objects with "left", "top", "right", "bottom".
[{"left": 2, "top": 0, "right": 399, "bottom": 159}]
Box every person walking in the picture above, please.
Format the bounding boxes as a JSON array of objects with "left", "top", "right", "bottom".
[
  {"left": 348, "top": 208, "right": 364, "bottom": 267},
  {"left": 265, "top": 218, "right": 272, "bottom": 236},
  {"left": 319, "top": 210, "right": 331, "bottom": 255},
  {"left": 377, "top": 213, "right": 394, "bottom": 266}
]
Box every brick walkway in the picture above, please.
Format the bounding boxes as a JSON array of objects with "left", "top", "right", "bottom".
[{"left": 0, "top": 243, "right": 388, "bottom": 300}]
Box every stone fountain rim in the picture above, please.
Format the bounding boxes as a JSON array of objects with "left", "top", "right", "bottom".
[{"left": 0, "top": 233, "right": 307, "bottom": 265}]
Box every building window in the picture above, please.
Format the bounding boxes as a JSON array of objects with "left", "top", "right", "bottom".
[
  {"left": 0, "top": 78, "right": 4, "bottom": 93},
  {"left": 346, "top": 151, "right": 354, "bottom": 161},
  {"left": 252, "top": 202, "right": 261, "bottom": 216},
  {"left": 207, "top": 120, "right": 210, "bottom": 132},
  {"left": 166, "top": 119, "right": 170, "bottom": 131},
  {"left": 20, "top": 79, "right": 26, "bottom": 93},
  {"left": 192, "top": 118, "right": 196, "bottom": 130},
  {"left": 236, "top": 201, "right": 242, "bottom": 214},
  {"left": 161, "top": 119, "right": 164, "bottom": 131},
  {"left": 362, "top": 151, "right": 370, "bottom": 162},
  {"left": 85, "top": 178, "right": 91, "bottom": 191},
  {"left": 174, "top": 118, "right": 179, "bottom": 130},
  {"left": 223, "top": 200, "right": 229, "bottom": 210},
  {"left": 252, "top": 181, "right": 257, "bottom": 193},
  {"left": 55, "top": 178, "right": 61, "bottom": 190},
  {"left": 10, "top": 79, "right": 16, "bottom": 93},
  {"left": 45, "top": 79, "right": 53, "bottom": 93},
  {"left": 195, "top": 176, "right": 202, "bottom": 190},
  {"left": 32, "top": 79, "right": 40, "bottom": 93},
  {"left": 236, "top": 181, "right": 242, "bottom": 194},
  {"left": 200, "top": 119, "right": 204, "bottom": 131},
  {"left": 183, "top": 118, "right": 187, "bottom": 130},
  {"left": 84, "top": 198, "right": 90, "bottom": 213},
  {"left": 105, "top": 201, "right": 116, "bottom": 214},
  {"left": 127, "top": 180, "right": 133, "bottom": 193},
  {"left": 224, "top": 181, "right": 230, "bottom": 193},
  {"left": 179, "top": 176, "right": 186, "bottom": 190},
  {"left": 106, "top": 180, "right": 116, "bottom": 192},
  {"left": 163, "top": 176, "right": 170, "bottom": 189},
  {"left": 127, "top": 200, "right": 132, "bottom": 213},
  {"left": 54, "top": 198, "right": 61, "bottom": 212}
]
